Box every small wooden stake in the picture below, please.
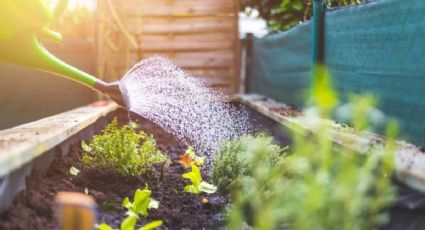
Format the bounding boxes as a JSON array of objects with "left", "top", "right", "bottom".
[{"left": 55, "top": 192, "right": 97, "bottom": 230}]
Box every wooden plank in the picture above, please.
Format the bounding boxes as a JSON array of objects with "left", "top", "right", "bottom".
[
  {"left": 238, "top": 94, "right": 425, "bottom": 192},
  {"left": 127, "top": 16, "right": 235, "bottom": 34},
  {"left": 0, "top": 102, "right": 119, "bottom": 177},
  {"left": 139, "top": 51, "right": 234, "bottom": 68},
  {"left": 114, "top": 0, "right": 236, "bottom": 16},
  {"left": 139, "top": 40, "right": 234, "bottom": 51},
  {"left": 138, "top": 32, "right": 234, "bottom": 43}
]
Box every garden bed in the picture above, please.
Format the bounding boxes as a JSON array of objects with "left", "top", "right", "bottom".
[
  {"left": 2, "top": 97, "right": 425, "bottom": 229},
  {"left": 0, "top": 104, "right": 290, "bottom": 230}
]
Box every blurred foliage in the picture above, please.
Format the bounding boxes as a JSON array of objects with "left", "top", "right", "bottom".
[
  {"left": 50, "top": 4, "right": 94, "bottom": 38},
  {"left": 226, "top": 66, "right": 398, "bottom": 229},
  {"left": 240, "top": 0, "right": 369, "bottom": 32},
  {"left": 212, "top": 134, "right": 286, "bottom": 194}
]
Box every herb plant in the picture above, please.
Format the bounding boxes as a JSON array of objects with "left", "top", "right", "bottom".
[
  {"left": 183, "top": 163, "right": 217, "bottom": 194},
  {"left": 82, "top": 118, "right": 167, "bottom": 176},
  {"left": 212, "top": 134, "right": 286, "bottom": 194},
  {"left": 227, "top": 67, "right": 397, "bottom": 229}
]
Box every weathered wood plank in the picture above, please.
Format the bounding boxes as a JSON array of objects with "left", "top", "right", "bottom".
[
  {"left": 127, "top": 16, "right": 235, "bottom": 34},
  {"left": 139, "top": 40, "right": 234, "bottom": 51},
  {"left": 0, "top": 102, "right": 119, "bottom": 177},
  {"left": 138, "top": 32, "right": 234, "bottom": 43},
  {"left": 114, "top": 0, "right": 236, "bottom": 16}
]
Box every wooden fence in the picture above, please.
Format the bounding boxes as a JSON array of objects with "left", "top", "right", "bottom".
[{"left": 95, "top": 0, "right": 240, "bottom": 94}]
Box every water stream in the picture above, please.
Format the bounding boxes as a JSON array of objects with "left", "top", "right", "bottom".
[{"left": 119, "top": 57, "right": 251, "bottom": 160}]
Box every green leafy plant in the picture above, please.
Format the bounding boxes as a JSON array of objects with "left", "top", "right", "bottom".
[
  {"left": 98, "top": 218, "right": 163, "bottom": 230},
  {"left": 82, "top": 118, "right": 167, "bottom": 176},
  {"left": 183, "top": 163, "right": 217, "bottom": 194},
  {"left": 99, "top": 185, "right": 162, "bottom": 230},
  {"left": 178, "top": 146, "right": 205, "bottom": 168},
  {"left": 227, "top": 67, "right": 397, "bottom": 229},
  {"left": 122, "top": 184, "right": 159, "bottom": 218},
  {"left": 212, "top": 134, "right": 286, "bottom": 194}
]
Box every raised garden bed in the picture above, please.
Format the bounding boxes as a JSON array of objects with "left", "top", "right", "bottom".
[
  {"left": 0, "top": 102, "right": 290, "bottom": 229},
  {"left": 1, "top": 96, "right": 425, "bottom": 230}
]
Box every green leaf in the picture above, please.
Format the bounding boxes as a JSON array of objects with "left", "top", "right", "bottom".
[
  {"left": 182, "top": 163, "right": 202, "bottom": 186},
  {"left": 122, "top": 197, "right": 131, "bottom": 209},
  {"left": 81, "top": 141, "right": 92, "bottom": 152},
  {"left": 184, "top": 184, "right": 200, "bottom": 194},
  {"left": 120, "top": 215, "right": 137, "bottom": 230},
  {"left": 101, "top": 202, "right": 120, "bottom": 212},
  {"left": 69, "top": 166, "right": 80, "bottom": 176},
  {"left": 198, "top": 181, "right": 217, "bottom": 194},
  {"left": 98, "top": 223, "right": 115, "bottom": 230},
  {"left": 122, "top": 185, "right": 158, "bottom": 218},
  {"left": 148, "top": 198, "right": 159, "bottom": 209},
  {"left": 138, "top": 220, "right": 163, "bottom": 230}
]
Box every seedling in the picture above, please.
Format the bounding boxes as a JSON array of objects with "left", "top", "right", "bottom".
[
  {"left": 182, "top": 163, "right": 216, "bottom": 194},
  {"left": 99, "top": 185, "right": 162, "bottom": 230},
  {"left": 98, "top": 218, "right": 163, "bottom": 230},
  {"left": 122, "top": 184, "right": 159, "bottom": 218},
  {"left": 178, "top": 146, "right": 205, "bottom": 168}
]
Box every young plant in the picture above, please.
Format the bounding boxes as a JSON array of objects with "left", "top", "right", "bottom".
[
  {"left": 212, "top": 134, "right": 286, "bottom": 194},
  {"left": 178, "top": 146, "right": 205, "bottom": 168},
  {"left": 99, "top": 217, "right": 163, "bottom": 230},
  {"left": 182, "top": 163, "right": 217, "bottom": 194},
  {"left": 98, "top": 185, "right": 162, "bottom": 230},
  {"left": 82, "top": 118, "right": 167, "bottom": 176},
  {"left": 122, "top": 184, "right": 159, "bottom": 218},
  {"left": 228, "top": 67, "right": 397, "bottom": 230}
]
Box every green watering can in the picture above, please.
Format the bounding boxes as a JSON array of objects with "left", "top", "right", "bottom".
[{"left": 0, "top": 0, "right": 125, "bottom": 106}]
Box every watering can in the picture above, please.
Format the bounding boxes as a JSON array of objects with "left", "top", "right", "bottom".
[{"left": 0, "top": 0, "right": 125, "bottom": 106}]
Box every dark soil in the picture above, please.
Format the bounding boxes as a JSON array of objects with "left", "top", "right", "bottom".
[
  {"left": 0, "top": 115, "right": 229, "bottom": 230},
  {"left": 0, "top": 105, "right": 287, "bottom": 230}
]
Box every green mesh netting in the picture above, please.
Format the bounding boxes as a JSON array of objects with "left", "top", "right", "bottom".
[{"left": 248, "top": 0, "right": 425, "bottom": 146}]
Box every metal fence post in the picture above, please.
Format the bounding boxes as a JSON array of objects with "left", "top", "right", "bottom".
[{"left": 311, "top": 0, "right": 326, "bottom": 92}]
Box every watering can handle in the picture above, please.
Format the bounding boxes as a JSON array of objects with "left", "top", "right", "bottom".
[{"left": 0, "top": 0, "right": 126, "bottom": 106}]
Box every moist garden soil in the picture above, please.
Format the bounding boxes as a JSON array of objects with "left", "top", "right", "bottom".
[{"left": 0, "top": 105, "right": 289, "bottom": 230}]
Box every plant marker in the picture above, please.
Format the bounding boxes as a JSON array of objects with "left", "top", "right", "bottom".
[{"left": 55, "top": 192, "right": 96, "bottom": 230}]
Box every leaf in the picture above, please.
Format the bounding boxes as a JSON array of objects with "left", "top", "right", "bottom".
[
  {"left": 122, "top": 197, "right": 131, "bottom": 209},
  {"left": 148, "top": 198, "right": 159, "bottom": 209},
  {"left": 122, "top": 185, "right": 158, "bottom": 218},
  {"left": 184, "top": 184, "right": 200, "bottom": 194},
  {"left": 199, "top": 181, "right": 217, "bottom": 194},
  {"left": 138, "top": 220, "right": 163, "bottom": 230},
  {"left": 194, "top": 156, "right": 205, "bottom": 166},
  {"left": 101, "top": 202, "right": 120, "bottom": 212},
  {"left": 178, "top": 153, "right": 193, "bottom": 168},
  {"left": 69, "top": 166, "right": 80, "bottom": 176},
  {"left": 121, "top": 215, "right": 138, "bottom": 230},
  {"left": 81, "top": 141, "right": 92, "bottom": 152},
  {"left": 98, "top": 223, "right": 114, "bottom": 230},
  {"left": 182, "top": 163, "right": 202, "bottom": 186}
]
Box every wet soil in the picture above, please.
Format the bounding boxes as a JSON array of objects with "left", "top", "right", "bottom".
[
  {"left": 0, "top": 105, "right": 287, "bottom": 230},
  {"left": 0, "top": 115, "right": 228, "bottom": 230}
]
